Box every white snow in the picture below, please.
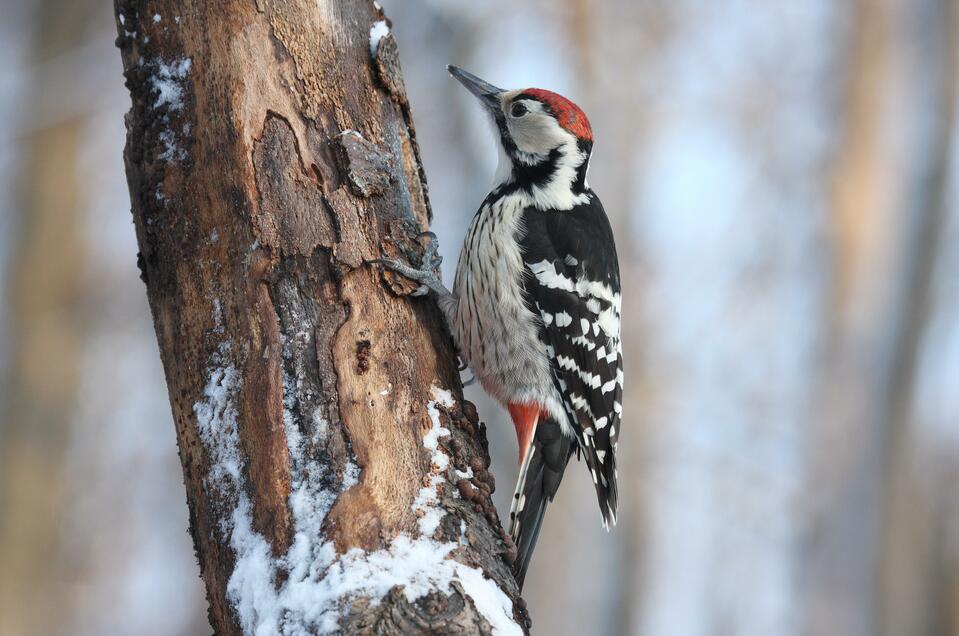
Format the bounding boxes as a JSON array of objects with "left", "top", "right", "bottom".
[
  {"left": 430, "top": 385, "right": 455, "bottom": 408},
  {"left": 368, "top": 21, "right": 390, "bottom": 56},
  {"left": 193, "top": 343, "right": 242, "bottom": 494},
  {"left": 211, "top": 299, "right": 223, "bottom": 333},
  {"left": 149, "top": 57, "right": 192, "bottom": 162},
  {"left": 412, "top": 388, "right": 453, "bottom": 536},
  {"left": 192, "top": 357, "right": 519, "bottom": 635},
  {"left": 151, "top": 58, "right": 191, "bottom": 111},
  {"left": 157, "top": 129, "right": 186, "bottom": 162},
  {"left": 153, "top": 13, "right": 161, "bottom": 22}
]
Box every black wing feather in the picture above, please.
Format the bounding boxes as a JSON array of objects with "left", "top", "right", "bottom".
[{"left": 520, "top": 193, "right": 622, "bottom": 526}]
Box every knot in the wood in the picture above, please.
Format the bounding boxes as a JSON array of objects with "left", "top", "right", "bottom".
[{"left": 335, "top": 131, "right": 394, "bottom": 198}]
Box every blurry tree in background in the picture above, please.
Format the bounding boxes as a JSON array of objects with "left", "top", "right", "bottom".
[
  {"left": 0, "top": 0, "right": 94, "bottom": 633},
  {"left": 0, "top": 1, "right": 209, "bottom": 634},
  {"left": 0, "top": 0, "right": 958, "bottom": 635}
]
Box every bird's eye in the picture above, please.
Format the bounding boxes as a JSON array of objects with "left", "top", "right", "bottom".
[{"left": 510, "top": 102, "right": 528, "bottom": 118}]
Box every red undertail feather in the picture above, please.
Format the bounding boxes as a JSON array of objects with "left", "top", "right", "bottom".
[{"left": 507, "top": 403, "right": 547, "bottom": 465}]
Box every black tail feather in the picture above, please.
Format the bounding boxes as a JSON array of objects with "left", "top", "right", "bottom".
[{"left": 509, "top": 418, "right": 574, "bottom": 589}]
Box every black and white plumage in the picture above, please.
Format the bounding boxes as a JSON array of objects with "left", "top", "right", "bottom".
[{"left": 376, "top": 66, "right": 622, "bottom": 588}]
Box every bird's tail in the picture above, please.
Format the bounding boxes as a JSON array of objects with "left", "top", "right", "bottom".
[{"left": 507, "top": 417, "right": 574, "bottom": 589}]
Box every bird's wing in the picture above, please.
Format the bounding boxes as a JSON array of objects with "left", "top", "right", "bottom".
[{"left": 519, "top": 193, "right": 622, "bottom": 526}]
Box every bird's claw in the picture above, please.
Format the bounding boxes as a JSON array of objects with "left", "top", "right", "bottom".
[{"left": 373, "top": 232, "right": 444, "bottom": 296}]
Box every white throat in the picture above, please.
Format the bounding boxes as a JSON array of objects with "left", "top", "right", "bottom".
[{"left": 492, "top": 137, "right": 590, "bottom": 211}]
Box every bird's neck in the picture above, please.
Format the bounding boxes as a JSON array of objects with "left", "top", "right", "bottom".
[{"left": 492, "top": 138, "right": 591, "bottom": 211}]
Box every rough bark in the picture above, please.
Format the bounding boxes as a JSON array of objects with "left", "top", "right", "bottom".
[{"left": 113, "top": 1, "right": 527, "bottom": 634}]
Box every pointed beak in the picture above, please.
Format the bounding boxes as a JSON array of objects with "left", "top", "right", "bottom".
[{"left": 447, "top": 65, "right": 503, "bottom": 111}]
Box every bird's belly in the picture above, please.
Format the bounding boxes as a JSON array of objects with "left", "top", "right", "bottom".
[{"left": 451, "top": 214, "right": 554, "bottom": 407}]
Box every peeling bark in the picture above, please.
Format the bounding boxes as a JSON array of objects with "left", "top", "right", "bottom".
[{"left": 113, "top": 1, "right": 527, "bottom": 634}]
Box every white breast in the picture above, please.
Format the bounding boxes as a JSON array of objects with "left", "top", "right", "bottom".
[{"left": 451, "top": 195, "right": 569, "bottom": 430}]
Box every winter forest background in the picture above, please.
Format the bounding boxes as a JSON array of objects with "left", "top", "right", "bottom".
[{"left": 1, "top": 0, "right": 958, "bottom": 634}]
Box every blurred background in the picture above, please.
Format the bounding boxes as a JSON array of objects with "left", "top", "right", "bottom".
[{"left": 1, "top": 0, "right": 958, "bottom": 634}]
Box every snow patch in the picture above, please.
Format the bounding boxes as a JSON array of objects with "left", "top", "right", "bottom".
[
  {"left": 311, "top": 408, "right": 329, "bottom": 444},
  {"left": 212, "top": 299, "right": 224, "bottom": 333},
  {"left": 430, "top": 385, "right": 455, "bottom": 408},
  {"left": 149, "top": 57, "right": 192, "bottom": 163},
  {"left": 412, "top": 389, "right": 452, "bottom": 536},
  {"left": 157, "top": 129, "right": 186, "bottom": 162},
  {"left": 193, "top": 343, "right": 242, "bottom": 493},
  {"left": 192, "top": 364, "right": 517, "bottom": 634},
  {"left": 151, "top": 58, "right": 191, "bottom": 111},
  {"left": 369, "top": 20, "right": 390, "bottom": 56}
]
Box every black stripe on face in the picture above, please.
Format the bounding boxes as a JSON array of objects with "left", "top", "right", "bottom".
[
  {"left": 492, "top": 104, "right": 593, "bottom": 199},
  {"left": 572, "top": 139, "right": 592, "bottom": 194},
  {"left": 512, "top": 146, "right": 563, "bottom": 188},
  {"left": 492, "top": 109, "right": 519, "bottom": 155}
]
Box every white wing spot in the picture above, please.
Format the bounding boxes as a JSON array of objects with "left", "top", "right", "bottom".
[{"left": 570, "top": 335, "right": 596, "bottom": 351}]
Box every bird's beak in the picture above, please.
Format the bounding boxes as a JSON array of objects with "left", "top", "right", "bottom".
[{"left": 447, "top": 65, "right": 503, "bottom": 111}]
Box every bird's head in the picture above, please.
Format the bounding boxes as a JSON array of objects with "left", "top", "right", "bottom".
[{"left": 448, "top": 65, "right": 593, "bottom": 207}]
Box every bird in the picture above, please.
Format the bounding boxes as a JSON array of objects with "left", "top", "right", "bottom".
[{"left": 376, "top": 65, "right": 622, "bottom": 588}]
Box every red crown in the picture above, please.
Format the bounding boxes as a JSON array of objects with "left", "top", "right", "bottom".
[{"left": 522, "top": 88, "right": 593, "bottom": 142}]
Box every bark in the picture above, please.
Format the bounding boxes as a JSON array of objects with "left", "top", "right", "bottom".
[{"left": 113, "top": 1, "right": 527, "bottom": 634}]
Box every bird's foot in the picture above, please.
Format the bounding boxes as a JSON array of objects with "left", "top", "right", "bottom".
[{"left": 373, "top": 231, "right": 444, "bottom": 297}]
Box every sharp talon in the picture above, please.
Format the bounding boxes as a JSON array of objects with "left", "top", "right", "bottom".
[
  {"left": 417, "top": 230, "right": 437, "bottom": 241},
  {"left": 411, "top": 285, "right": 430, "bottom": 297}
]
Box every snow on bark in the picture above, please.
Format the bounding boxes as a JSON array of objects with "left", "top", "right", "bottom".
[
  {"left": 368, "top": 20, "right": 389, "bottom": 56},
  {"left": 193, "top": 358, "right": 518, "bottom": 635},
  {"left": 148, "top": 57, "right": 191, "bottom": 162}
]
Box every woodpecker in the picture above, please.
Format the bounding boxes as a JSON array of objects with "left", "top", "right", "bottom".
[{"left": 377, "top": 66, "right": 621, "bottom": 588}]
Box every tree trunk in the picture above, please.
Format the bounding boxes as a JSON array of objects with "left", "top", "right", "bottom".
[{"left": 113, "top": 1, "right": 527, "bottom": 634}]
